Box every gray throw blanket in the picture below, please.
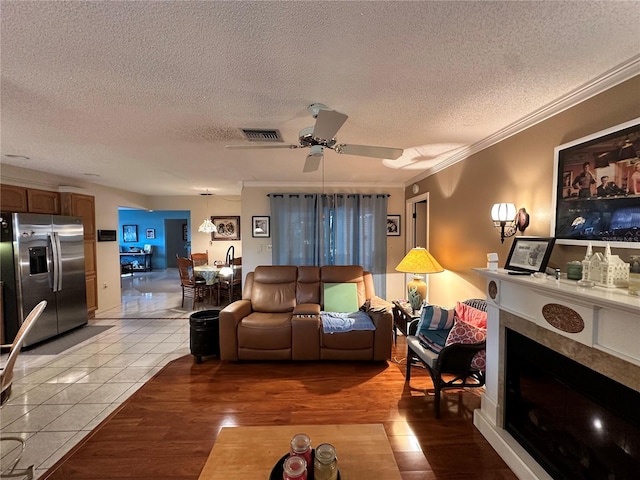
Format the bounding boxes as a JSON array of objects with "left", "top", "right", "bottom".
[{"left": 321, "top": 311, "right": 376, "bottom": 334}]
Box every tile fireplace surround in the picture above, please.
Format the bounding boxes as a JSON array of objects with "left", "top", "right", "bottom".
[{"left": 474, "top": 268, "right": 640, "bottom": 480}]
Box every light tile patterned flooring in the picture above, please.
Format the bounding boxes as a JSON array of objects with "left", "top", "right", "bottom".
[{"left": 1, "top": 269, "right": 217, "bottom": 479}]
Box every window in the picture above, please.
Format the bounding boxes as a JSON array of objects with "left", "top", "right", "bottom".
[{"left": 270, "top": 193, "right": 388, "bottom": 295}]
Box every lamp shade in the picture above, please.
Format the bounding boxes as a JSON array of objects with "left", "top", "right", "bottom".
[
  {"left": 395, "top": 247, "right": 444, "bottom": 274},
  {"left": 198, "top": 218, "right": 217, "bottom": 233},
  {"left": 491, "top": 203, "right": 516, "bottom": 222}
]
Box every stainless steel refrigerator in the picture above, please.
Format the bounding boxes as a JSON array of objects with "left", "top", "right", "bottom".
[{"left": 1, "top": 212, "right": 87, "bottom": 347}]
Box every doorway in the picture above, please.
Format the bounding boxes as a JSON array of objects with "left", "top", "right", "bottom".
[
  {"left": 165, "top": 218, "right": 187, "bottom": 267},
  {"left": 404, "top": 192, "right": 432, "bottom": 302},
  {"left": 406, "top": 192, "right": 429, "bottom": 251}
]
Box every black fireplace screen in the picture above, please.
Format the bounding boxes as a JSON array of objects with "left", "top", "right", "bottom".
[{"left": 505, "top": 329, "right": 640, "bottom": 479}]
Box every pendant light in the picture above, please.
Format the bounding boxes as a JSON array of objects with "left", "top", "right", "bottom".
[{"left": 198, "top": 191, "right": 217, "bottom": 233}]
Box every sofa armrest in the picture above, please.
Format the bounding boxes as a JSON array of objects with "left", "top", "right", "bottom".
[
  {"left": 219, "top": 299, "right": 252, "bottom": 361},
  {"left": 293, "top": 303, "right": 321, "bottom": 316},
  {"left": 368, "top": 309, "right": 393, "bottom": 361},
  {"left": 292, "top": 314, "right": 320, "bottom": 360},
  {"left": 365, "top": 295, "right": 393, "bottom": 314}
]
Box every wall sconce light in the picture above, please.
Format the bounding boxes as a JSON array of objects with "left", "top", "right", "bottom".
[
  {"left": 491, "top": 203, "right": 516, "bottom": 243},
  {"left": 491, "top": 203, "right": 532, "bottom": 243}
]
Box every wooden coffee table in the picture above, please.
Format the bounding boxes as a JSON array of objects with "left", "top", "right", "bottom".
[{"left": 197, "top": 424, "right": 402, "bottom": 479}]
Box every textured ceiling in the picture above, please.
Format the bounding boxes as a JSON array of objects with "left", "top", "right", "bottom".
[{"left": 1, "top": 1, "right": 639, "bottom": 196}]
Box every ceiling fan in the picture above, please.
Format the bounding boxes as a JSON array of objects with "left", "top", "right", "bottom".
[{"left": 225, "top": 103, "right": 404, "bottom": 172}]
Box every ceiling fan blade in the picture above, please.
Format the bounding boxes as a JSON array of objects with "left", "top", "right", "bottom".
[
  {"left": 303, "top": 154, "right": 322, "bottom": 173},
  {"left": 313, "top": 109, "right": 348, "bottom": 142},
  {"left": 334, "top": 144, "right": 403, "bottom": 160},
  {"left": 225, "top": 144, "right": 299, "bottom": 150}
]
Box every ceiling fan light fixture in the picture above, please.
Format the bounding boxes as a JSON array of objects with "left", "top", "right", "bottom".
[{"left": 309, "top": 145, "right": 324, "bottom": 157}]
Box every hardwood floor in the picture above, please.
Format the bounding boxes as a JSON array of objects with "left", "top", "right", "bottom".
[{"left": 41, "top": 340, "right": 517, "bottom": 480}]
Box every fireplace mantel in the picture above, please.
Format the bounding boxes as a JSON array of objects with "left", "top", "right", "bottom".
[{"left": 473, "top": 268, "right": 640, "bottom": 480}]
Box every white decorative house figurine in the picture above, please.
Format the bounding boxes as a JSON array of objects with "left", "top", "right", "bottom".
[
  {"left": 487, "top": 253, "right": 499, "bottom": 271},
  {"left": 581, "top": 242, "right": 630, "bottom": 288}
]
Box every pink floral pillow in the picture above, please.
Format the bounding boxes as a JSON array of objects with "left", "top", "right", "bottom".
[
  {"left": 470, "top": 349, "right": 486, "bottom": 371},
  {"left": 455, "top": 301, "right": 488, "bottom": 329},
  {"left": 445, "top": 319, "right": 487, "bottom": 372}
]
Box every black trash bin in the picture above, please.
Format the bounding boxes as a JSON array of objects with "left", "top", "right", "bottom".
[{"left": 189, "top": 309, "right": 221, "bottom": 363}]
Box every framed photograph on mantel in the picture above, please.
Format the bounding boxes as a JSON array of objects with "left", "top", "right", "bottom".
[
  {"left": 551, "top": 117, "right": 640, "bottom": 248},
  {"left": 212, "top": 216, "right": 241, "bottom": 241},
  {"left": 504, "top": 237, "right": 555, "bottom": 273}
]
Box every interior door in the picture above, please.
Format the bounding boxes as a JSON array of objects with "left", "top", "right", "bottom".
[
  {"left": 165, "top": 218, "right": 187, "bottom": 267},
  {"left": 413, "top": 200, "right": 427, "bottom": 248}
]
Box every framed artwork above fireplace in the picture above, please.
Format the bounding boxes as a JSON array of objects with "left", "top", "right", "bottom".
[{"left": 551, "top": 117, "right": 640, "bottom": 248}]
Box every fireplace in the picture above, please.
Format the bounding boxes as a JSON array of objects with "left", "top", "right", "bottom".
[{"left": 505, "top": 329, "right": 640, "bottom": 479}]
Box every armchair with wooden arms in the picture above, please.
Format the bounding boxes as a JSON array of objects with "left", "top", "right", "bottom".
[{"left": 405, "top": 298, "right": 487, "bottom": 418}]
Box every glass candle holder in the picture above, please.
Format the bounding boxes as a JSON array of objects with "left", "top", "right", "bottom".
[
  {"left": 283, "top": 455, "right": 307, "bottom": 480},
  {"left": 314, "top": 443, "right": 338, "bottom": 480},
  {"left": 290, "top": 433, "right": 312, "bottom": 467}
]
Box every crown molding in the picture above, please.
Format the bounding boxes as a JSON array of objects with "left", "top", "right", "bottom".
[{"left": 407, "top": 55, "right": 640, "bottom": 186}]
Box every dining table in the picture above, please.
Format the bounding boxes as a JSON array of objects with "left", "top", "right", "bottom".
[{"left": 193, "top": 265, "right": 221, "bottom": 285}]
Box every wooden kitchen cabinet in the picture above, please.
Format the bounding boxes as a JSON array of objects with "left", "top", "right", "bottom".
[
  {"left": 1, "top": 184, "right": 61, "bottom": 214},
  {"left": 26, "top": 188, "right": 61, "bottom": 214},
  {"left": 61, "top": 192, "right": 98, "bottom": 318},
  {"left": 0, "top": 184, "right": 28, "bottom": 212},
  {"left": 61, "top": 193, "right": 95, "bottom": 240}
]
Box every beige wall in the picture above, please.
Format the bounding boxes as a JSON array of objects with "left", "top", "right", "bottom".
[{"left": 407, "top": 75, "right": 640, "bottom": 306}]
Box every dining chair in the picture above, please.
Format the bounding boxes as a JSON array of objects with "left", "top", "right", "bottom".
[
  {"left": 177, "top": 257, "right": 209, "bottom": 309},
  {"left": 1, "top": 300, "right": 48, "bottom": 480},
  {"left": 190, "top": 251, "right": 208, "bottom": 266},
  {"left": 217, "top": 258, "right": 242, "bottom": 304}
]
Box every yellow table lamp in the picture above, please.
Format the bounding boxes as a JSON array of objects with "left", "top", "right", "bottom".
[{"left": 395, "top": 247, "right": 444, "bottom": 311}]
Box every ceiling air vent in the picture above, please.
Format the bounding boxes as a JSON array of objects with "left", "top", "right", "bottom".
[{"left": 240, "top": 128, "right": 283, "bottom": 142}]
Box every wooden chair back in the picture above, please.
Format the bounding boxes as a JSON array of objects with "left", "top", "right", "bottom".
[
  {"left": 177, "top": 257, "right": 197, "bottom": 286},
  {"left": 190, "top": 251, "right": 208, "bottom": 266}
]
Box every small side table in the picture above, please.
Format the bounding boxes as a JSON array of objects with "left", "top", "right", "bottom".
[{"left": 391, "top": 300, "right": 419, "bottom": 344}]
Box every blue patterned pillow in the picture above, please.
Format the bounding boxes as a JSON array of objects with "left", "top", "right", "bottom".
[{"left": 417, "top": 304, "right": 455, "bottom": 335}]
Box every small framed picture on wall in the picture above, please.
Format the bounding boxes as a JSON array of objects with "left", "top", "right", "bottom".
[
  {"left": 252, "top": 216, "right": 270, "bottom": 238},
  {"left": 123, "top": 225, "right": 138, "bottom": 242},
  {"left": 386, "top": 215, "right": 401, "bottom": 236},
  {"left": 146, "top": 228, "right": 155, "bottom": 239}
]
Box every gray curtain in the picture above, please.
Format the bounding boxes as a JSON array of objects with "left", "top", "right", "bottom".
[{"left": 269, "top": 193, "right": 388, "bottom": 296}]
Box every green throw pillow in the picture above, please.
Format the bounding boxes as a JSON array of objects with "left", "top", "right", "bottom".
[{"left": 323, "top": 283, "right": 359, "bottom": 313}]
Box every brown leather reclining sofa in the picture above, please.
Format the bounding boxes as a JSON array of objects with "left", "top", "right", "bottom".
[{"left": 219, "top": 265, "right": 393, "bottom": 361}]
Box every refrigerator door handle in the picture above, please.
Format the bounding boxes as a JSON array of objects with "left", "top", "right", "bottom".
[
  {"left": 47, "top": 233, "right": 56, "bottom": 291},
  {"left": 50, "top": 231, "right": 62, "bottom": 292},
  {"left": 56, "top": 231, "right": 63, "bottom": 291}
]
